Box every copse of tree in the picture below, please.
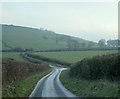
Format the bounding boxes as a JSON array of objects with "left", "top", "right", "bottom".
[
  {"left": 107, "top": 39, "right": 120, "bottom": 47},
  {"left": 42, "top": 36, "right": 48, "bottom": 40},
  {"left": 98, "top": 39, "right": 106, "bottom": 48},
  {"left": 55, "top": 35, "right": 71, "bottom": 44},
  {"left": 67, "top": 40, "right": 80, "bottom": 49},
  {"left": 98, "top": 39, "right": 120, "bottom": 48}
]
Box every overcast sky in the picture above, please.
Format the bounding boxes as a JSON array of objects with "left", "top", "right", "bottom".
[{"left": 1, "top": 2, "right": 118, "bottom": 42}]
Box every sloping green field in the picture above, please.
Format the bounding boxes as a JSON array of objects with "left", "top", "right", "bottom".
[{"left": 2, "top": 25, "right": 96, "bottom": 50}]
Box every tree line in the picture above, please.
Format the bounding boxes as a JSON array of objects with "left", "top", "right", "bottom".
[
  {"left": 2, "top": 47, "right": 34, "bottom": 52},
  {"left": 55, "top": 35, "right": 96, "bottom": 49},
  {"left": 2, "top": 39, "right": 119, "bottom": 52},
  {"left": 98, "top": 39, "right": 120, "bottom": 48}
]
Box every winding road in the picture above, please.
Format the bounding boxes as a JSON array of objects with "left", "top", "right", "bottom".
[{"left": 29, "top": 66, "right": 76, "bottom": 97}]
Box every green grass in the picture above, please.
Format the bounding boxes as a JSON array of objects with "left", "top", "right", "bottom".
[
  {"left": 2, "top": 68, "right": 52, "bottom": 97},
  {"left": 34, "top": 50, "right": 118, "bottom": 63},
  {"left": 2, "top": 52, "right": 25, "bottom": 61},
  {"left": 2, "top": 25, "right": 95, "bottom": 50},
  {"left": 60, "top": 70, "right": 118, "bottom": 97}
]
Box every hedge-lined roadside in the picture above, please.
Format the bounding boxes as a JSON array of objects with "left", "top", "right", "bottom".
[
  {"left": 60, "top": 53, "right": 119, "bottom": 97},
  {"left": 2, "top": 58, "right": 49, "bottom": 86},
  {"left": 2, "top": 58, "right": 51, "bottom": 97},
  {"left": 60, "top": 70, "right": 118, "bottom": 97},
  {"left": 2, "top": 69, "right": 52, "bottom": 97},
  {"left": 70, "top": 53, "right": 120, "bottom": 81}
]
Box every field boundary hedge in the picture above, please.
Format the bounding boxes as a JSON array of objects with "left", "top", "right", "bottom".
[
  {"left": 21, "top": 52, "right": 72, "bottom": 66},
  {"left": 70, "top": 53, "right": 120, "bottom": 81}
]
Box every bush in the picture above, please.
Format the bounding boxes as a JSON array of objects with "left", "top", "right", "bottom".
[
  {"left": 2, "top": 58, "right": 49, "bottom": 87},
  {"left": 70, "top": 53, "right": 120, "bottom": 81}
]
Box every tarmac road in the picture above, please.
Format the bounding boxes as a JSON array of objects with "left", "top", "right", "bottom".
[{"left": 29, "top": 66, "right": 76, "bottom": 97}]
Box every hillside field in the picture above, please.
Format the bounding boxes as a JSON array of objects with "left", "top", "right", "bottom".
[
  {"left": 34, "top": 50, "right": 118, "bottom": 63},
  {"left": 2, "top": 25, "right": 96, "bottom": 50}
]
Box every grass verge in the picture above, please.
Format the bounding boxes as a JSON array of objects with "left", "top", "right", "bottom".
[
  {"left": 60, "top": 70, "right": 118, "bottom": 97},
  {"left": 2, "top": 68, "right": 52, "bottom": 97}
]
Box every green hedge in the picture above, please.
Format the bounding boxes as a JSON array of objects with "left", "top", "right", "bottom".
[
  {"left": 2, "top": 58, "right": 49, "bottom": 87},
  {"left": 22, "top": 53, "right": 72, "bottom": 66},
  {"left": 70, "top": 53, "right": 120, "bottom": 81}
]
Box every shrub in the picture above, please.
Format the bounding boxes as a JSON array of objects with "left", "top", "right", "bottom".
[
  {"left": 70, "top": 53, "right": 120, "bottom": 81},
  {"left": 2, "top": 58, "right": 49, "bottom": 87},
  {"left": 21, "top": 52, "right": 72, "bottom": 66}
]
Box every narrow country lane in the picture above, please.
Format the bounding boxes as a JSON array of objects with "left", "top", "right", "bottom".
[{"left": 29, "top": 66, "right": 76, "bottom": 97}]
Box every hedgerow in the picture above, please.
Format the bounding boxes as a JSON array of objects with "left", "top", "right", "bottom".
[{"left": 70, "top": 53, "right": 120, "bottom": 81}]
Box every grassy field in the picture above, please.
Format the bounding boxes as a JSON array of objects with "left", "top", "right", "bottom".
[
  {"left": 2, "top": 46, "right": 11, "bottom": 50},
  {"left": 2, "top": 25, "right": 94, "bottom": 50},
  {"left": 2, "top": 50, "right": 118, "bottom": 63},
  {"left": 2, "top": 69, "right": 52, "bottom": 97},
  {"left": 2, "top": 52, "right": 25, "bottom": 61},
  {"left": 60, "top": 70, "right": 118, "bottom": 97},
  {"left": 34, "top": 50, "right": 118, "bottom": 63}
]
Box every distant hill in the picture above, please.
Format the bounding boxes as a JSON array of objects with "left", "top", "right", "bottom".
[{"left": 2, "top": 24, "right": 97, "bottom": 51}]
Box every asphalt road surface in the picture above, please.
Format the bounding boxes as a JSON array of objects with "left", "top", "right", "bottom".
[{"left": 29, "top": 66, "right": 76, "bottom": 97}]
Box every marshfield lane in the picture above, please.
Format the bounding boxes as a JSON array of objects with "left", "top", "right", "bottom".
[{"left": 29, "top": 66, "right": 76, "bottom": 97}]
